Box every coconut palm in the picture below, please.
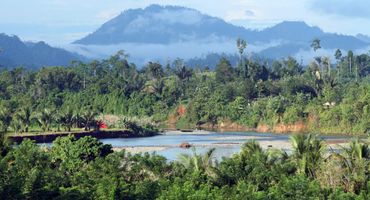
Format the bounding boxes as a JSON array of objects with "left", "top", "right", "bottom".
[
  {"left": 17, "top": 107, "right": 32, "bottom": 133},
  {"left": 335, "top": 49, "right": 342, "bottom": 79},
  {"left": 236, "top": 38, "right": 247, "bottom": 77},
  {"left": 37, "top": 108, "right": 53, "bottom": 132},
  {"left": 241, "top": 140, "right": 264, "bottom": 156},
  {"left": 81, "top": 110, "right": 98, "bottom": 131},
  {"left": 178, "top": 148, "right": 218, "bottom": 177},
  {"left": 290, "top": 134, "right": 326, "bottom": 178},
  {"left": 59, "top": 107, "right": 76, "bottom": 132},
  {"left": 335, "top": 139, "right": 370, "bottom": 192},
  {"left": 311, "top": 38, "right": 321, "bottom": 52},
  {"left": 0, "top": 107, "right": 12, "bottom": 133},
  {"left": 11, "top": 115, "right": 22, "bottom": 134}
]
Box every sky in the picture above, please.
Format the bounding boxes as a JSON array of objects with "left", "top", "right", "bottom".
[{"left": 0, "top": 0, "right": 369, "bottom": 45}]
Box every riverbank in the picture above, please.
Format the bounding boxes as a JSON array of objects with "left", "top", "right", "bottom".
[
  {"left": 7, "top": 129, "right": 158, "bottom": 144},
  {"left": 193, "top": 120, "right": 367, "bottom": 136}
]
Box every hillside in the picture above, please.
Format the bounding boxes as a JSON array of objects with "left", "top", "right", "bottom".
[{"left": 0, "top": 34, "right": 83, "bottom": 69}]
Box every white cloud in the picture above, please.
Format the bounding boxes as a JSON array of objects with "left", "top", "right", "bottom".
[
  {"left": 1, "top": 0, "right": 370, "bottom": 46},
  {"left": 153, "top": 9, "right": 203, "bottom": 25},
  {"left": 97, "top": 10, "right": 120, "bottom": 22},
  {"left": 311, "top": 0, "right": 370, "bottom": 18},
  {"left": 225, "top": 10, "right": 255, "bottom": 21}
]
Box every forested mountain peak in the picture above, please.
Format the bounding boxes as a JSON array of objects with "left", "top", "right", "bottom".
[
  {"left": 72, "top": 4, "right": 369, "bottom": 63},
  {"left": 0, "top": 33, "right": 83, "bottom": 69},
  {"left": 74, "top": 4, "right": 249, "bottom": 45}
]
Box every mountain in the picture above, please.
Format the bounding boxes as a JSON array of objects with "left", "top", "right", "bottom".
[
  {"left": 186, "top": 53, "right": 239, "bottom": 69},
  {"left": 0, "top": 34, "right": 83, "bottom": 69},
  {"left": 74, "top": 4, "right": 250, "bottom": 45},
  {"left": 356, "top": 34, "right": 370, "bottom": 43},
  {"left": 71, "top": 4, "right": 369, "bottom": 63}
]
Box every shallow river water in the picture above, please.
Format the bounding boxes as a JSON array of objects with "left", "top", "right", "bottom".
[{"left": 99, "top": 131, "right": 353, "bottom": 161}]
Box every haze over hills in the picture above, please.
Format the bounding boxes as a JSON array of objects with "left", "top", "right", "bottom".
[
  {"left": 1, "top": 4, "right": 369, "bottom": 69},
  {"left": 69, "top": 4, "right": 369, "bottom": 66},
  {"left": 0, "top": 34, "right": 83, "bottom": 69}
]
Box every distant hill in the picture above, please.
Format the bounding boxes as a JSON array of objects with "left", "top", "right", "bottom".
[
  {"left": 0, "top": 34, "right": 83, "bottom": 69},
  {"left": 186, "top": 53, "right": 239, "bottom": 69},
  {"left": 356, "top": 34, "right": 370, "bottom": 43},
  {"left": 74, "top": 5, "right": 250, "bottom": 45},
  {"left": 73, "top": 4, "right": 369, "bottom": 62}
]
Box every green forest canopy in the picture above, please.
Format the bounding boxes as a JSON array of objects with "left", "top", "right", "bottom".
[{"left": 0, "top": 48, "right": 369, "bottom": 135}]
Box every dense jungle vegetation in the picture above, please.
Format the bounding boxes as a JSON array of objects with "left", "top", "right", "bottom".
[
  {"left": 0, "top": 39, "right": 369, "bottom": 135},
  {"left": 0, "top": 39, "right": 369, "bottom": 199},
  {"left": 1, "top": 134, "right": 370, "bottom": 199}
]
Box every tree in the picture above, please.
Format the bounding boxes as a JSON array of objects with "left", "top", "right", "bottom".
[
  {"left": 80, "top": 110, "right": 98, "bottom": 131},
  {"left": 236, "top": 38, "right": 247, "bottom": 77},
  {"left": 321, "top": 56, "right": 331, "bottom": 78},
  {"left": 178, "top": 148, "right": 218, "bottom": 178},
  {"left": 335, "top": 139, "right": 370, "bottom": 193},
  {"left": 311, "top": 38, "right": 321, "bottom": 52},
  {"left": 283, "top": 57, "right": 302, "bottom": 76},
  {"left": 174, "top": 59, "right": 192, "bottom": 82},
  {"left": 215, "top": 58, "right": 234, "bottom": 83},
  {"left": 311, "top": 38, "right": 324, "bottom": 77},
  {"left": 334, "top": 49, "right": 342, "bottom": 79},
  {"left": 290, "top": 134, "right": 326, "bottom": 178},
  {"left": 59, "top": 107, "right": 76, "bottom": 132},
  {"left": 17, "top": 107, "right": 32, "bottom": 133},
  {"left": 347, "top": 50, "right": 354, "bottom": 77},
  {"left": 11, "top": 114, "right": 22, "bottom": 134},
  {"left": 146, "top": 62, "right": 164, "bottom": 80},
  {"left": 37, "top": 109, "right": 53, "bottom": 132},
  {"left": 236, "top": 38, "right": 247, "bottom": 59},
  {"left": 0, "top": 107, "right": 12, "bottom": 133},
  {"left": 50, "top": 135, "right": 113, "bottom": 177}
]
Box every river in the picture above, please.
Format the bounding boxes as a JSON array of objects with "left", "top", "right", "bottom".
[{"left": 99, "top": 131, "right": 353, "bottom": 161}]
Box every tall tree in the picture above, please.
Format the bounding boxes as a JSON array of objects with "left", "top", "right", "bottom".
[
  {"left": 17, "top": 107, "right": 32, "bottom": 133},
  {"left": 37, "top": 109, "right": 53, "bottom": 132},
  {"left": 311, "top": 38, "right": 321, "bottom": 52},
  {"left": 348, "top": 50, "right": 354, "bottom": 78},
  {"left": 236, "top": 38, "right": 247, "bottom": 77},
  {"left": 334, "top": 49, "right": 342, "bottom": 79},
  {"left": 0, "top": 107, "right": 12, "bottom": 133},
  {"left": 311, "top": 38, "right": 323, "bottom": 76},
  {"left": 215, "top": 58, "right": 234, "bottom": 83},
  {"left": 290, "top": 134, "right": 326, "bottom": 178},
  {"left": 81, "top": 110, "right": 98, "bottom": 131},
  {"left": 59, "top": 107, "right": 76, "bottom": 132}
]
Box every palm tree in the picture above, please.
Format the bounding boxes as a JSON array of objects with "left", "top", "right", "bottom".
[
  {"left": 11, "top": 115, "right": 22, "bottom": 134},
  {"left": 18, "top": 107, "right": 32, "bottom": 133},
  {"left": 81, "top": 110, "right": 98, "bottom": 131},
  {"left": 311, "top": 38, "right": 324, "bottom": 76},
  {"left": 59, "top": 107, "right": 76, "bottom": 132},
  {"left": 174, "top": 59, "right": 192, "bottom": 82},
  {"left": 0, "top": 107, "right": 12, "bottom": 133},
  {"left": 335, "top": 139, "right": 370, "bottom": 192},
  {"left": 147, "top": 62, "right": 164, "bottom": 80},
  {"left": 241, "top": 140, "right": 264, "bottom": 157},
  {"left": 322, "top": 56, "right": 331, "bottom": 78},
  {"left": 347, "top": 50, "right": 354, "bottom": 79},
  {"left": 335, "top": 49, "right": 342, "bottom": 79},
  {"left": 311, "top": 38, "right": 321, "bottom": 52},
  {"left": 37, "top": 109, "right": 53, "bottom": 132},
  {"left": 178, "top": 148, "right": 218, "bottom": 177},
  {"left": 236, "top": 38, "right": 247, "bottom": 77},
  {"left": 290, "top": 134, "right": 326, "bottom": 178}
]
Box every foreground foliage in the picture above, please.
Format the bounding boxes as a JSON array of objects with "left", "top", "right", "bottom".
[{"left": 1, "top": 135, "right": 370, "bottom": 199}]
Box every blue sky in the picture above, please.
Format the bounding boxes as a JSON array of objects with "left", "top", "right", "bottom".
[{"left": 1, "top": 0, "right": 369, "bottom": 45}]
